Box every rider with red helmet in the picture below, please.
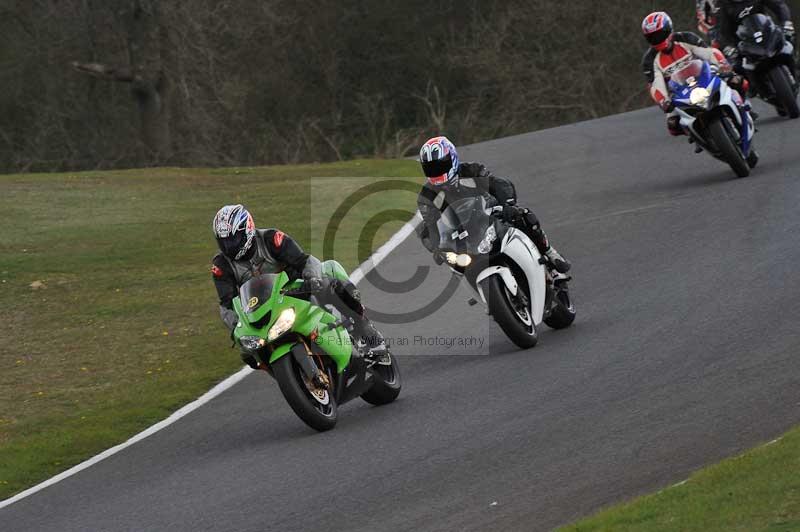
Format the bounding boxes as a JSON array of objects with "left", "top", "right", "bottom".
[
  {"left": 416, "top": 136, "right": 571, "bottom": 274},
  {"left": 641, "top": 11, "right": 740, "bottom": 136},
  {"left": 696, "top": 0, "right": 721, "bottom": 44}
]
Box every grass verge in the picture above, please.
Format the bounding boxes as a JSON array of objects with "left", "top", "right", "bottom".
[
  {"left": 560, "top": 426, "right": 800, "bottom": 531},
  {"left": 0, "top": 160, "right": 421, "bottom": 499}
]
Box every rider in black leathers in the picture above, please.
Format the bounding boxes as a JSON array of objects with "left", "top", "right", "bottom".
[
  {"left": 716, "top": 0, "right": 795, "bottom": 56},
  {"left": 415, "top": 136, "right": 570, "bottom": 274},
  {"left": 211, "top": 204, "right": 386, "bottom": 369}
]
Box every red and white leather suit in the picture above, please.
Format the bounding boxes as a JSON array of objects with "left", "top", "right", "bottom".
[{"left": 649, "top": 41, "right": 728, "bottom": 106}]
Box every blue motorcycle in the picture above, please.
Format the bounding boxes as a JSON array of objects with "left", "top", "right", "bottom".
[{"left": 670, "top": 59, "right": 757, "bottom": 178}]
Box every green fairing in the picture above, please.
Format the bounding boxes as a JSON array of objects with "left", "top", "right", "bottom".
[
  {"left": 322, "top": 259, "right": 349, "bottom": 282},
  {"left": 232, "top": 265, "right": 353, "bottom": 373},
  {"left": 269, "top": 343, "right": 293, "bottom": 361}
]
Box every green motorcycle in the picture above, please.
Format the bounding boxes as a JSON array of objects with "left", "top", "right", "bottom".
[{"left": 232, "top": 260, "right": 401, "bottom": 431}]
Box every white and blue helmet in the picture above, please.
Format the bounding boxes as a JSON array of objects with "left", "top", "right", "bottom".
[
  {"left": 213, "top": 204, "right": 255, "bottom": 260},
  {"left": 420, "top": 136, "right": 460, "bottom": 187}
]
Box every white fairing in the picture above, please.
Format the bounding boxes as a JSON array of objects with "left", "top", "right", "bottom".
[
  {"left": 476, "top": 266, "right": 518, "bottom": 296},
  {"left": 475, "top": 228, "right": 546, "bottom": 325}
]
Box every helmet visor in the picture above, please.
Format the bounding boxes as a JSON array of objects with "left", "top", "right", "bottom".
[
  {"left": 217, "top": 232, "right": 247, "bottom": 259},
  {"left": 645, "top": 27, "right": 671, "bottom": 46},
  {"left": 421, "top": 155, "right": 453, "bottom": 179}
]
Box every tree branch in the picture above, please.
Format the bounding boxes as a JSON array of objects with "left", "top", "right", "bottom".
[{"left": 70, "top": 61, "right": 135, "bottom": 83}]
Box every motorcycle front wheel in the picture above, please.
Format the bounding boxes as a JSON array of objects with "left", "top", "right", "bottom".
[
  {"left": 272, "top": 354, "right": 338, "bottom": 432},
  {"left": 483, "top": 275, "right": 538, "bottom": 349},
  {"left": 707, "top": 116, "right": 750, "bottom": 178}
]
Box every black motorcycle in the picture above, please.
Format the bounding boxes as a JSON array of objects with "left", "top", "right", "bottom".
[{"left": 736, "top": 13, "right": 799, "bottom": 118}]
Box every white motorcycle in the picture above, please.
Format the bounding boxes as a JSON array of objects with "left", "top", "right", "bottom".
[{"left": 436, "top": 197, "right": 575, "bottom": 348}]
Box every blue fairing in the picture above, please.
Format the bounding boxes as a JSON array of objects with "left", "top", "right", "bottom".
[
  {"left": 668, "top": 62, "right": 718, "bottom": 106},
  {"left": 669, "top": 61, "right": 750, "bottom": 156}
]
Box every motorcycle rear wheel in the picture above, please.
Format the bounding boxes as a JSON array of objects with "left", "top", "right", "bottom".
[
  {"left": 544, "top": 283, "right": 576, "bottom": 330},
  {"left": 361, "top": 353, "right": 402, "bottom": 406},
  {"left": 707, "top": 117, "right": 750, "bottom": 178}
]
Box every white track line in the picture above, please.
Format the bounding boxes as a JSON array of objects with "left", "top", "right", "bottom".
[
  {"left": 0, "top": 211, "right": 421, "bottom": 509},
  {"left": 350, "top": 214, "right": 421, "bottom": 284},
  {"left": 0, "top": 367, "right": 254, "bottom": 509}
]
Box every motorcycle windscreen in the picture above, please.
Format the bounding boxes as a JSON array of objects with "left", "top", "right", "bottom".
[
  {"left": 670, "top": 59, "right": 709, "bottom": 87},
  {"left": 738, "top": 14, "right": 782, "bottom": 57},
  {"left": 436, "top": 196, "right": 493, "bottom": 252},
  {"left": 239, "top": 274, "right": 278, "bottom": 316}
]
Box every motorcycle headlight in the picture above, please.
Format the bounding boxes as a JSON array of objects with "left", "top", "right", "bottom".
[
  {"left": 690, "top": 87, "right": 711, "bottom": 107},
  {"left": 240, "top": 336, "right": 265, "bottom": 351},
  {"left": 478, "top": 225, "right": 497, "bottom": 254},
  {"left": 445, "top": 252, "right": 472, "bottom": 267},
  {"left": 268, "top": 308, "right": 296, "bottom": 341}
]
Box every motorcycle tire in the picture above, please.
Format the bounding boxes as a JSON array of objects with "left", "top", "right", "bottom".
[
  {"left": 767, "top": 66, "right": 800, "bottom": 119},
  {"left": 544, "top": 284, "right": 576, "bottom": 330},
  {"left": 361, "top": 353, "right": 402, "bottom": 406},
  {"left": 272, "top": 354, "right": 338, "bottom": 432},
  {"left": 707, "top": 117, "right": 750, "bottom": 178},
  {"left": 483, "top": 275, "right": 538, "bottom": 349}
]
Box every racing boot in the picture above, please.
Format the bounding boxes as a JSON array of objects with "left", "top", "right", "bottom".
[
  {"left": 353, "top": 315, "right": 391, "bottom": 365},
  {"left": 545, "top": 246, "right": 571, "bottom": 274},
  {"left": 747, "top": 148, "right": 759, "bottom": 169},
  {"left": 667, "top": 115, "right": 684, "bottom": 136},
  {"left": 525, "top": 221, "right": 571, "bottom": 274}
]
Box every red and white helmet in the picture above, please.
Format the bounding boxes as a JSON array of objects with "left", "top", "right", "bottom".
[
  {"left": 419, "top": 136, "right": 460, "bottom": 187},
  {"left": 212, "top": 204, "right": 255, "bottom": 260},
  {"left": 642, "top": 12, "right": 674, "bottom": 51}
]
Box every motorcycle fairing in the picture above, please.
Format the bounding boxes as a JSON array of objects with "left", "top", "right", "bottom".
[
  {"left": 474, "top": 228, "right": 546, "bottom": 325},
  {"left": 670, "top": 60, "right": 753, "bottom": 156}
]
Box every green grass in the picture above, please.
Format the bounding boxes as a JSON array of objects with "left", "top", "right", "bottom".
[
  {"left": 0, "top": 160, "right": 422, "bottom": 499},
  {"left": 560, "top": 426, "right": 800, "bottom": 531}
]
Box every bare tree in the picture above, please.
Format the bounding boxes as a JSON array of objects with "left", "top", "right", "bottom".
[
  {"left": 72, "top": 0, "right": 170, "bottom": 161},
  {"left": 1, "top": 0, "right": 744, "bottom": 172}
]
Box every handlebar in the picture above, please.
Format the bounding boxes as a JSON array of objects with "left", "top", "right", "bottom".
[
  {"left": 282, "top": 288, "right": 313, "bottom": 297},
  {"left": 282, "top": 279, "right": 328, "bottom": 297}
]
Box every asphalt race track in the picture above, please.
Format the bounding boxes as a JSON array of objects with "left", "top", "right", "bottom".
[{"left": 3, "top": 104, "right": 800, "bottom": 531}]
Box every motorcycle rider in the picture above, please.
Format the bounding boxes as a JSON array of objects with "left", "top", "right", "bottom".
[
  {"left": 696, "top": 0, "right": 721, "bottom": 44},
  {"left": 715, "top": 0, "right": 797, "bottom": 104},
  {"left": 716, "top": 0, "right": 794, "bottom": 59},
  {"left": 211, "top": 204, "right": 386, "bottom": 369},
  {"left": 641, "top": 11, "right": 749, "bottom": 137},
  {"left": 415, "top": 136, "right": 571, "bottom": 274}
]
